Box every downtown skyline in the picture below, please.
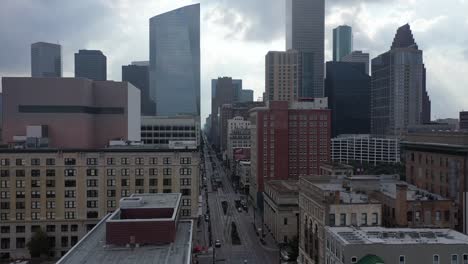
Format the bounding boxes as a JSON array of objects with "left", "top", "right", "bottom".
[{"left": 0, "top": 0, "right": 467, "bottom": 122}]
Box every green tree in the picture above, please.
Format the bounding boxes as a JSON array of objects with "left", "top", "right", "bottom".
[{"left": 27, "top": 228, "right": 51, "bottom": 258}]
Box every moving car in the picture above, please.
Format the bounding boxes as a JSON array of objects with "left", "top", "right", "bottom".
[{"left": 215, "top": 240, "right": 221, "bottom": 248}]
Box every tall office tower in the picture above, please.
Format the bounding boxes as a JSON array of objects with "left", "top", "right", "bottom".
[
  {"left": 265, "top": 50, "right": 299, "bottom": 102},
  {"left": 122, "top": 62, "right": 156, "bottom": 116},
  {"left": 249, "top": 100, "right": 330, "bottom": 207},
  {"left": 333, "top": 25, "right": 353, "bottom": 61},
  {"left": 325, "top": 61, "right": 371, "bottom": 137},
  {"left": 240, "top": 89, "right": 254, "bottom": 102},
  {"left": 149, "top": 4, "right": 200, "bottom": 117},
  {"left": 342, "top": 50, "right": 370, "bottom": 75},
  {"left": 74, "top": 50, "right": 107, "bottom": 81},
  {"left": 31, "top": 42, "right": 62, "bottom": 77},
  {"left": 371, "top": 24, "right": 429, "bottom": 136},
  {"left": 422, "top": 68, "right": 431, "bottom": 123},
  {"left": 286, "top": 0, "right": 325, "bottom": 98}
]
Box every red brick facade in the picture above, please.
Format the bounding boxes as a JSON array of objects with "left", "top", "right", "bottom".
[{"left": 106, "top": 220, "right": 176, "bottom": 246}]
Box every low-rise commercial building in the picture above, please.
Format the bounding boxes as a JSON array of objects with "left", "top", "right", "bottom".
[
  {"left": 56, "top": 193, "right": 193, "bottom": 264},
  {"left": 263, "top": 180, "right": 299, "bottom": 244},
  {"left": 140, "top": 115, "right": 200, "bottom": 147},
  {"left": 0, "top": 147, "right": 199, "bottom": 259},
  {"left": 325, "top": 226, "right": 468, "bottom": 264},
  {"left": 331, "top": 134, "right": 400, "bottom": 165},
  {"left": 319, "top": 163, "right": 353, "bottom": 177},
  {"left": 226, "top": 116, "right": 250, "bottom": 164}
]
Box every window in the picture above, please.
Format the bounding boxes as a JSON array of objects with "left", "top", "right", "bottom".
[
  {"left": 463, "top": 254, "right": 468, "bottom": 264},
  {"left": 64, "top": 169, "right": 76, "bottom": 177},
  {"left": 16, "top": 170, "right": 25, "bottom": 177},
  {"left": 361, "top": 213, "right": 367, "bottom": 225},
  {"left": 61, "top": 225, "right": 68, "bottom": 232},
  {"left": 135, "top": 168, "right": 144, "bottom": 176},
  {"left": 31, "top": 201, "right": 40, "bottom": 209},
  {"left": 284, "top": 217, "right": 288, "bottom": 225},
  {"left": 87, "top": 169, "right": 98, "bottom": 176},
  {"left": 31, "top": 159, "right": 40, "bottom": 166},
  {"left": 87, "top": 190, "right": 98, "bottom": 198},
  {"left": 0, "top": 180, "right": 9, "bottom": 188},
  {"left": 46, "top": 158, "right": 55, "bottom": 165},
  {"left": 180, "top": 157, "right": 191, "bottom": 164},
  {"left": 16, "top": 213, "right": 25, "bottom": 220},
  {"left": 46, "top": 191, "right": 56, "bottom": 198},
  {"left": 46, "top": 225, "right": 56, "bottom": 232},
  {"left": 46, "top": 169, "right": 55, "bottom": 177},
  {"left": 46, "top": 212, "right": 55, "bottom": 220},
  {"left": 61, "top": 236, "right": 68, "bottom": 247},
  {"left": 181, "top": 209, "right": 191, "bottom": 216},
  {"left": 135, "top": 157, "right": 144, "bottom": 165},
  {"left": 106, "top": 179, "right": 115, "bottom": 187},
  {"left": 182, "top": 199, "right": 191, "bottom": 206},
  {"left": 163, "top": 179, "right": 171, "bottom": 186},
  {"left": 163, "top": 189, "right": 171, "bottom": 193},
  {"left": 163, "top": 168, "right": 172, "bottom": 175},
  {"left": 16, "top": 237, "right": 26, "bottom": 248},
  {"left": 1, "top": 238, "right": 10, "bottom": 249},
  {"left": 31, "top": 180, "right": 40, "bottom": 188},
  {"left": 121, "top": 179, "right": 130, "bottom": 187},
  {"left": 31, "top": 169, "right": 40, "bottom": 177},
  {"left": 16, "top": 191, "right": 25, "bottom": 198},
  {"left": 435, "top": 211, "right": 441, "bottom": 221},
  {"left": 31, "top": 212, "right": 40, "bottom": 220},
  {"left": 86, "top": 180, "right": 98, "bottom": 187},
  {"left": 0, "top": 159, "right": 10, "bottom": 166},
  {"left": 16, "top": 159, "right": 25, "bottom": 166},
  {"left": 87, "top": 158, "right": 98, "bottom": 165},
  {"left": 340, "top": 214, "right": 346, "bottom": 226},
  {"left": 372, "top": 213, "right": 378, "bottom": 226},
  {"left": 31, "top": 191, "right": 40, "bottom": 198},
  {"left": 452, "top": 255, "right": 459, "bottom": 264},
  {"left": 121, "top": 157, "right": 129, "bottom": 165},
  {"left": 433, "top": 255, "right": 440, "bottom": 264},
  {"left": 163, "top": 157, "right": 171, "bottom": 165},
  {"left": 150, "top": 157, "right": 158, "bottom": 165},
  {"left": 180, "top": 178, "right": 191, "bottom": 186},
  {"left": 149, "top": 168, "right": 158, "bottom": 176},
  {"left": 107, "top": 200, "right": 116, "bottom": 208},
  {"left": 135, "top": 179, "right": 144, "bottom": 186},
  {"left": 65, "top": 211, "right": 76, "bottom": 219},
  {"left": 16, "top": 226, "right": 25, "bottom": 233},
  {"left": 64, "top": 158, "right": 76, "bottom": 165},
  {"left": 351, "top": 256, "right": 358, "bottom": 263},
  {"left": 0, "top": 226, "right": 10, "bottom": 234},
  {"left": 180, "top": 168, "right": 191, "bottom": 175},
  {"left": 181, "top": 189, "right": 191, "bottom": 196},
  {"left": 0, "top": 170, "right": 9, "bottom": 177},
  {"left": 16, "top": 202, "right": 25, "bottom": 209},
  {"left": 65, "top": 180, "right": 76, "bottom": 187},
  {"left": 1, "top": 213, "right": 9, "bottom": 220},
  {"left": 16, "top": 180, "right": 26, "bottom": 188},
  {"left": 65, "top": 201, "right": 76, "bottom": 208},
  {"left": 65, "top": 191, "right": 77, "bottom": 200},
  {"left": 120, "top": 169, "right": 128, "bottom": 176},
  {"left": 107, "top": 190, "right": 116, "bottom": 197},
  {"left": 121, "top": 189, "right": 130, "bottom": 197},
  {"left": 107, "top": 158, "right": 115, "bottom": 165},
  {"left": 87, "top": 200, "right": 98, "bottom": 208},
  {"left": 46, "top": 201, "right": 55, "bottom": 209}
]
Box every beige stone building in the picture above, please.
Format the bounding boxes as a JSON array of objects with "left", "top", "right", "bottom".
[
  {"left": 265, "top": 50, "right": 299, "bottom": 102},
  {"left": 263, "top": 180, "right": 299, "bottom": 244},
  {"left": 0, "top": 147, "right": 199, "bottom": 259}
]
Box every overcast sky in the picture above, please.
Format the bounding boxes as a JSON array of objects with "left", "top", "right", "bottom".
[{"left": 1, "top": 0, "right": 467, "bottom": 122}]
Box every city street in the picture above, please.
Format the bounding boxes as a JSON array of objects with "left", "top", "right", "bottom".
[{"left": 195, "top": 136, "right": 280, "bottom": 264}]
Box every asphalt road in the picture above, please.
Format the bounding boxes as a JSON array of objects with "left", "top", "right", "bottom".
[{"left": 196, "top": 137, "right": 279, "bottom": 264}]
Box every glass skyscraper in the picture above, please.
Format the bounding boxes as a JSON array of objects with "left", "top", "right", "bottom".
[
  {"left": 333, "top": 25, "right": 353, "bottom": 62},
  {"left": 286, "top": 0, "right": 325, "bottom": 98},
  {"left": 31, "top": 42, "right": 62, "bottom": 77},
  {"left": 149, "top": 4, "right": 200, "bottom": 117}
]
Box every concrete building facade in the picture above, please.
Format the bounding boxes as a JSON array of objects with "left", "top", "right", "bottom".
[
  {"left": 1, "top": 77, "right": 140, "bottom": 149},
  {"left": 402, "top": 131, "right": 468, "bottom": 233},
  {"left": 325, "top": 226, "right": 468, "bottom": 264},
  {"left": 265, "top": 50, "right": 299, "bottom": 102},
  {"left": 74, "top": 50, "right": 107, "bottom": 81},
  {"left": 141, "top": 116, "right": 200, "bottom": 147},
  {"left": 250, "top": 100, "right": 330, "bottom": 207},
  {"left": 263, "top": 180, "right": 299, "bottom": 244},
  {"left": 31, "top": 42, "right": 62, "bottom": 77},
  {"left": 226, "top": 116, "right": 250, "bottom": 163},
  {"left": 331, "top": 134, "right": 400, "bottom": 165},
  {"left": 0, "top": 147, "right": 199, "bottom": 259}
]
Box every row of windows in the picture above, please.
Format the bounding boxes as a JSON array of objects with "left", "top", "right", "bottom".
[
  {"left": 0, "top": 167, "right": 193, "bottom": 178},
  {"left": 1, "top": 235, "right": 79, "bottom": 250},
  {"left": 0, "top": 157, "right": 192, "bottom": 167}
]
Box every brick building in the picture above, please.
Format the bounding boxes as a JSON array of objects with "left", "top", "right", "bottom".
[
  {"left": 402, "top": 131, "right": 468, "bottom": 233},
  {"left": 250, "top": 99, "right": 330, "bottom": 207}
]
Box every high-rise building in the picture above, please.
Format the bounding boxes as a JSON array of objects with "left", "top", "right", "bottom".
[
  {"left": 2, "top": 77, "right": 140, "bottom": 149},
  {"left": 240, "top": 89, "right": 254, "bottom": 102},
  {"left": 332, "top": 25, "right": 353, "bottom": 62},
  {"left": 149, "top": 4, "right": 200, "bottom": 117},
  {"left": 325, "top": 61, "right": 371, "bottom": 137},
  {"left": 286, "top": 0, "right": 325, "bottom": 98},
  {"left": 31, "top": 42, "right": 62, "bottom": 77},
  {"left": 460, "top": 111, "right": 468, "bottom": 130},
  {"left": 342, "top": 50, "right": 370, "bottom": 75},
  {"left": 122, "top": 62, "right": 156, "bottom": 116},
  {"left": 265, "top": 50, "right": 299, "bottom": 102},
  {"left": 250, "top": 100, "right": 330, "bottom": 207},
  {"left": 74, "top": 50, "right": 107, "bottom": 81},
  {"left": 371, "top": 24, "right": 430, "bottom": 136}
]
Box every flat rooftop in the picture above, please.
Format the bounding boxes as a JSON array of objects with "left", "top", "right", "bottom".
[
  {"left": 57, "top": 215, "right": 193, "bottom": 264},
  {"left": 122, "top": 193, "right": 181, "bottom": 209},
  {"left": 266, "top": 180, "right": 299, "bottom": 195},
  {"left": 379, "top": 182, "right": 447, "bottom": 201},
  {"left": 327, "top": 226, "right": 468, "bottom": 245},
  {"left": 313, "top": 183, "right": 374, "bottom": 204}
]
